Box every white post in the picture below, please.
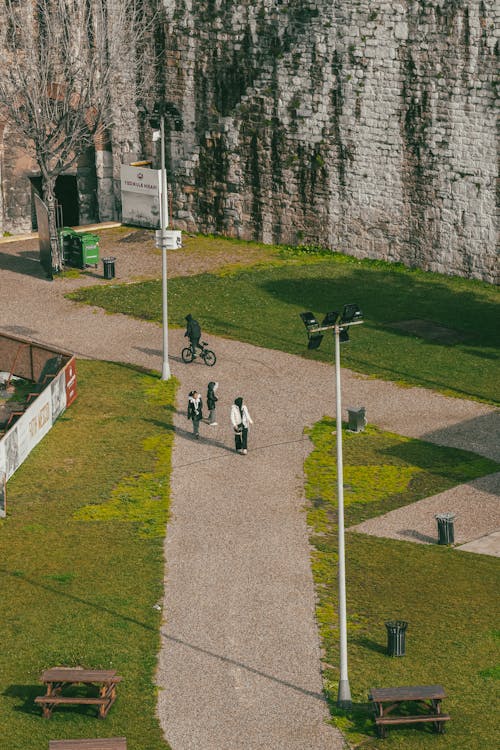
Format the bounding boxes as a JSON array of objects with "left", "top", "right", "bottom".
[
  {"left": 160, "top": 115, "right": 171, "bottom": 380},
  {"left": 334, "top": 324, "right": 352, "bottom": 708}
]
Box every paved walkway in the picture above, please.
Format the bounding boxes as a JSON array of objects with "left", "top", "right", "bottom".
[{"left": 1, "top": 237, "right": 499, "bottom": 749}]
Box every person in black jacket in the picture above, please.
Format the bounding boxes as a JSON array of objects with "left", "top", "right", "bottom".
[
  {"left": 187, "top": 390, "right": 203, "bottom": 438},
  {"left": 207, "top": 381, "right": 218, "bottom": 426},
  {"left": 185, "top": 314, "right": 202, "bottom": 356}
]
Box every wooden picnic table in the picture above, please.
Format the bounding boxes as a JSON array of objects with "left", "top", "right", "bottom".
[
  {"left": 368, "top": 684, "right": 450, "bottom": 738},
  {"left": 49, "top": 740, "right": 126, "bottom": 750},
  {"left": 35, "top": 668, "right": 122, "bottom": 719}
]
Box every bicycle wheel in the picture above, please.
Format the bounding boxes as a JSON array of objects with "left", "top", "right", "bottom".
[
  {"left": 181, "top": 347, "right": 194, "bottom": 363},
  {"left": 203, "top": 349, "right": 216, "bottom": 366}
]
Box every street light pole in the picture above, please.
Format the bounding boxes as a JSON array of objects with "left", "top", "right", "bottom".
[
  {"left": 159, "top": 114, "right": 171, "bottom": 381},
  {"left": 334, "top": 323, "right": 351, "bottom": 709},
  {"left": 299, "top": 306, "right": 363, "bottom": 710}
]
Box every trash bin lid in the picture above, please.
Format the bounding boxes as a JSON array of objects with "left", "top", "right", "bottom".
[
  {"left": 434, "top": 512, "right": 456, "bottom": 521},
  {"left": 385, "top": 620, "right": 408, "bottom": 629},
  {"left": 347, "top": 406, "right": 366, "bottom": 415}
]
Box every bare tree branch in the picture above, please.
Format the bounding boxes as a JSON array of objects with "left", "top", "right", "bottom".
[{"left": 0, "top": 0, "right": 160, "bottom": 271}]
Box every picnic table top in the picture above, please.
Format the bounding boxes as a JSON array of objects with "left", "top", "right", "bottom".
[
  {"left": 369, "top": 685, "right": 446, "bottom": 702},
  {"left": 41, "top": 668, "right": 121, "bottom": 684},
  {"left": 49, "top": 739, "right": 126, "bottom": 750}
]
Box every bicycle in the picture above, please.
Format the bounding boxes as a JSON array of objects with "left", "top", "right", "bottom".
[{"left": 181, "top": 340, "right": 216, "bottom": 367}]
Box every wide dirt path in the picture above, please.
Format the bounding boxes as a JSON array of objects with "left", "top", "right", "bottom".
[{"left": 1, "top": 237, "right": 498, "bottom": 749}]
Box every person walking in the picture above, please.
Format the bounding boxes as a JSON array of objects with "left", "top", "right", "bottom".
[
  {"left": 187, "top": 390, "right": 203, "bottom": 439},
  {"left": 207, "top": 381, "right": 218, "bottom": 426},
  {"left": 184, "top": 314, "right": 202, "bottom": 356},
  {"left": 230, "top": 396, "right": 253, "bottom": 454}
]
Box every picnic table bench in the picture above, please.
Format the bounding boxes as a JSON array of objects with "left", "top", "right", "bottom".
[
  {"left": 49, "top": 740, "right": 126, "bottom": 750},
  {"left": 35, "top": 668, "right": 122, "bottom": 719},
  {"left": 369, "top": 684, "right": 450, "bottom": 738}
]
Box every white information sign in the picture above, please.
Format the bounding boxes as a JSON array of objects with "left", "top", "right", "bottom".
[
  {"left": 15, "top": 389, "right": 53, "bottom": 470},
  {"left": 120, "top": 165, "right": 161, "bottom": 228}
]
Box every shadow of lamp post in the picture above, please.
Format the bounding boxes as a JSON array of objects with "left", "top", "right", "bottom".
[{"left": 300, "top": 304, "right": 364, "bottom": 709}]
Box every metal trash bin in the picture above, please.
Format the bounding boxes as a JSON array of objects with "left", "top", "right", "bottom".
[
  {"left": 102, "top": 256, "right": 116, "bottom": 280},
  {"left": 385, "top": 620, "right": 408, "bottom": 656},
  {"left": 68, "top": 234, "right": 84, "bottom": 268},
  {"left": 347, "top": 406, "right": 366, "bottom": 432},
  {"left": 435, "top": 513, "right": 456, "bottom": 545}
]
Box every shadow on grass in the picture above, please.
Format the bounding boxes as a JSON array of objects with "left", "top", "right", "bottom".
[
  {"left": 4, "top": 683, "right": 107, "bottom": 718},
  {"left": 3, "top": 684, "right": 43, "bottom": 716},
  {"left": 351, "top": 636, "right": 387, "bottom": 656},
  {"left": 0, "top": 568, "right": 326, "bottom": 704},
  {"left": 397, "top": 529, "right": 437, "bottom": 544},
  {"left": 383, "top": 418, "right": 500, "bottom": 467},
  {"left": 260, "top": 270, "right": 498, "bottom": 344}
]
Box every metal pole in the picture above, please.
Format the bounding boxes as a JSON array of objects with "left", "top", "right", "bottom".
[
  {"left": 160, "top": 115, "right": 171, "bottom": 380},
  {"left": 334, "top": 324, "right": 351, "bottom": 708}
]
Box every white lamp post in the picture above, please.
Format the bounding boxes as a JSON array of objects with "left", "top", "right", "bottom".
[
  {"left": 300, "top": 305, "right": 364, "bottom": 709},
  {"left": 333, "top": 319, "right": 350, "bottom": 708},
  {"left": 152, "top": 114, "right": 171, "bottom": 381}
]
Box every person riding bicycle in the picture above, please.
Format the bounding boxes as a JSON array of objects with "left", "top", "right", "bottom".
[{"left": 184, "top": 313, "right": 202, "bottom": 356}]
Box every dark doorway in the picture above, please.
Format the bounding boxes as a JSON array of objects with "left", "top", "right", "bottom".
[{"left": 30, "top": 175, "right": 80, "bottom": 230}]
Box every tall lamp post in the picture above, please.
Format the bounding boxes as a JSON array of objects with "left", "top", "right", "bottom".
[
  {"left": 300, "top": 304, "right": 364, "bottom": 709},
  {"left": 151, "top": 108, "right": 171, "bottom": 380}
]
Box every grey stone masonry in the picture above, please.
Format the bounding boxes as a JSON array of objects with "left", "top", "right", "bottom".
[
  {"left": 1, "top": 1, "right": 497, "bottom": 282},
  {"left": 161, "top": 0, "right": 499, "bottom": 282}
]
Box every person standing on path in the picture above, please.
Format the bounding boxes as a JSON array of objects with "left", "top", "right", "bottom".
[
  {"left": 184, "top": 313, "right": 202, "bottom": 356},
  {"left": 230, "top": 396, "right": 253, "bottom": 454},
  {"left": 187, "top": 390, "right": 203, "bottom": 439},
  {"left": 207, "top": 381, "right": 218, "bottom": 425}
]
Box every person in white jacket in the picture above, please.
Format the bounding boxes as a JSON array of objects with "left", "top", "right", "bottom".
[
  {"left": 187, "top": 390, "right": 203, "bottom": 438},
  {"left": 230, "top": 396, "right": 253, "bottom": 454}
]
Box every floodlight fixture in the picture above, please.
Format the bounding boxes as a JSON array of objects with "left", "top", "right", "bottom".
[
  {"left": 339, "top": 328, "right": 349, "bottom": 343},
  {"left": 321, "top": 310, "right": 340, "bottom": 326},
  {"left": 307, "top": 333, "right": 324, "bottom": 350},
  {"left": 340, "top": 303, "right": 363, "bottom": 324},
  {"left": 300, "top": 311, "right": 320, "bottom": 331}
]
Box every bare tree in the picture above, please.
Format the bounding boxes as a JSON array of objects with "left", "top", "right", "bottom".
[{"left": 0, "top": 0, "right": 157, "bottom": 271}]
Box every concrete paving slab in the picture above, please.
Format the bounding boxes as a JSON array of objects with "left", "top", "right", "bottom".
[
  {"left": 349, "top": 473, "right": 500, "bottom": 555},
  {"left": 457, "top": 531, "right": 500, "bottom": 557}
]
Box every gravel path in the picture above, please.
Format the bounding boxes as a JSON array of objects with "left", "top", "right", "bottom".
[{"left": 1, "top": 234, "right": 498, "bottom": 749}]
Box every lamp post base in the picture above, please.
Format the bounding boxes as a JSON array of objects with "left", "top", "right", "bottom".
[
  {"left": 161, "top": 361, "right": 171, "bottom": 381},
  {"left": 337, "top": 679, "right": 352, "bottom": 709}
]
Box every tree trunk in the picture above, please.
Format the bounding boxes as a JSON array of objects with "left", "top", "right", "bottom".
[{"left": 44, "top": 178, "right": 62, "bottom": 272}]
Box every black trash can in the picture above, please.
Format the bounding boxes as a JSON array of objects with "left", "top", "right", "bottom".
[
  {"left": 385, "top": 620, "right": 408, "bottom": 657},
  {"left": 103, "top": 256, "right": 116, "bottom": 280},
  {"left": 435, "top": 513, "right": 456, "bottom": 545}
]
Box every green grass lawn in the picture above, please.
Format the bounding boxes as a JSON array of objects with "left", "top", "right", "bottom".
[
  {"left": 67, "top": 242, "right": 500, "bottom": 404},
  {"left": 0, "top": 361, "right": 176, "bottom": 750},
  {"left": 305, "top": 418, "right": 499, "bottom": 748}
]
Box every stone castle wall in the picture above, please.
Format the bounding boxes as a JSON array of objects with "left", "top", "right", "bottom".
[
  {"left": 0, "top": 1, "right": 497, "bottom": 282},
  {"left": 161, "top": 0, "right": 498, "bottom": 282}
]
